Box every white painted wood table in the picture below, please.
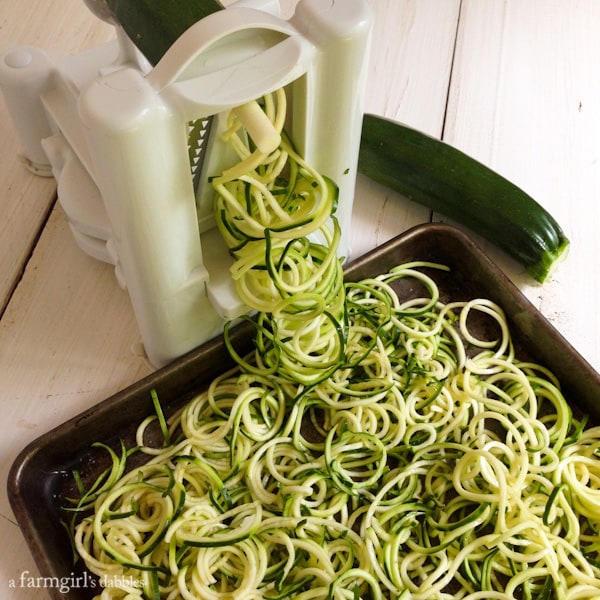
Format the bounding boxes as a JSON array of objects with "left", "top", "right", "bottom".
[{"left": 1, "top": 0, "right": 599, "bottom": 597}]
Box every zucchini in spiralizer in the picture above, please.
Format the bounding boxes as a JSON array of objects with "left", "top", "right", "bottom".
[
  {"left": 358, "top": 113, "right": 569, "bottom": 283},
  {"left": 103, "top": 0, "right": 224, "bottom": 65}
]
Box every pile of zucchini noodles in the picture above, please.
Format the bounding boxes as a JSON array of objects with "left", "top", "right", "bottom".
[{"left": 68, "top": 93, "right": 600, "bottom": 599}]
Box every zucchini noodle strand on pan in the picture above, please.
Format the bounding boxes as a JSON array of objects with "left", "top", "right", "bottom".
[{"left": 68, "top": 262, "right": 600, "bottom": 599}]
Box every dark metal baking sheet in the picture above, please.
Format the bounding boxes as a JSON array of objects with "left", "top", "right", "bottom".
[{"left": 8, "top": 223, "right": 600, "bottom": 599}]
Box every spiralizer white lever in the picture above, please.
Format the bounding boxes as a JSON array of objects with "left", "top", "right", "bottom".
[{"left": 0, "top": 0, "right": 372, "bottom": 367}]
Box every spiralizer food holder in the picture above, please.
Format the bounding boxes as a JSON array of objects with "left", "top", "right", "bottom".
[{"left": 0, "top": 0, "right": 372, "bottom": 366}]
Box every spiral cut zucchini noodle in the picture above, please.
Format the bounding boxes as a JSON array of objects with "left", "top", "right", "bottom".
[
  {"left": 212, "top": 88, "right": 345, "bottom": 385},
  {"left": 67, "top": 94, "right": 600, "bottom": 599}
]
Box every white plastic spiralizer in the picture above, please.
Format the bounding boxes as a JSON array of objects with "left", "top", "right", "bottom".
[{"left": 0, "top": 0, "right": 372, "bottom": 366}]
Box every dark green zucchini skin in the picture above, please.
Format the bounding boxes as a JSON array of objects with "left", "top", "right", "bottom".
[
  {"left": 358, "top": 113, "right": 569, "bottom": 283},
  {"left": 104, "top": 0, "right": 224, "bottom": 65}
]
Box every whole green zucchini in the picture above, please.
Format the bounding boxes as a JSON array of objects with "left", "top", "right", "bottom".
[
  {"left": 98, "top": 0, "right": 569, "bottom": 283},
  {"left": 358, "top": 114, "right": 569, "bottom": 283}
]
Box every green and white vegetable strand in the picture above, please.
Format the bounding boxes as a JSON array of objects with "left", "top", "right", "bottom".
[{"left": 67, "top": 94, "right": 600, "bottom": 599}]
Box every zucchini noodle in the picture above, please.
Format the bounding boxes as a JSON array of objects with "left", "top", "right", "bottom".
[
  {"left": 213, "top": 89, "right": 345, "bottom": 385},
  {"left": 68, "top": 262, "right": 600, "bottom": 599}
]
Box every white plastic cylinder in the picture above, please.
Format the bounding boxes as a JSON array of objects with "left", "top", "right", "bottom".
[
  {"left": 79, "top": 67, "right": 225, "bottom": 366},
  {"left": 291, "top": 0, "right": 373, "bottom": 263},
  {"left": 0, "top": 46, "right": 55, "bottom": 174}
]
